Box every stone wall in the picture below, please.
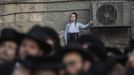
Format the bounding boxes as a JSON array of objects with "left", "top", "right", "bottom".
[
  {"left": 0, "top": 0, "right": 133, "bottom": 47},
  {"left": 0, "top": 0, "right": 91, "bottom": 40},
  {"left": 131, "top": 2, "right": 134, "bottom": 40}
]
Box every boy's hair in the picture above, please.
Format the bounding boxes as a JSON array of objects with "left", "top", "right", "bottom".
[
  {"left": 71, "top": 12, "right": 78, "bottom": 19},
  {"left": 70, "top": 12, "right": 78, "bottom": 26}
]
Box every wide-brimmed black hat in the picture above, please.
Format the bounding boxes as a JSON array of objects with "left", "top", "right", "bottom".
[
  {"left": 76, "top": 34, "right": 107, "bottom": 62},
  {"left": 23, "top": 25, "right": 52, "bottom": 55},
  {"left": 0, "top": 28, "right": 23, "bottom": 44},
  {"left": 19, "top": 56, "right": 64, "bottom": 71},
  {"left": 59, "top": 44, "right": 94, "bottom": 63},
  {"left": 41, "top": 26, "right": 62, "bottom": 57},
  {"left": 42, "top": 26, "right": 60, "bottom": 45}
]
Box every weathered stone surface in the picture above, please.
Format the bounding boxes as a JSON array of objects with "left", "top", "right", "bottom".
[
  {"left": 66, "top": 1, "right": 90, "bottom": 10},
  {"left": 29, "top": 13, "right": 42, "bottom": 22},
  {"left": 0, "top": 17, "right": 3, "bottom": 24},
  {"left": 15, "top": 14, "right": 28, "bottom": 22},
  {"left": 132, "top": 10, "right": 134, "bottom": 25},
  {"left": 42, "top": 12, "right": 67, "bottom": 31},
  {"left": 0, "top": 0, "right": 19, "bottom": 2},
  {"left": 18, "top": 4, "right": 45, "bottom": 12},
  {"left": 3, "top": 15, "right": 14, "bottom": 23},
  {"left": 0, "top": 5, "right": 4, "bottom": 14},
  {"left": 17, "top": 4, "right": 31, "bottom": 12},
  {"left": 20, "top": 0, "right": 71, "bottom": 2},
  {"left": 47, "top": 3, "right": 66, "bottom": 11},
  {"left": 123, "top": 2, "right": 131, "bottom": 25},
  {"left": 4, "top": 4, "right": 18, "bottom": 14}
]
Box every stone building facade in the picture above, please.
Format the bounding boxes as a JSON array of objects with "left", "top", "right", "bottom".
[{"left": 0, "top": 0, "right": 133, "bottom": 49}]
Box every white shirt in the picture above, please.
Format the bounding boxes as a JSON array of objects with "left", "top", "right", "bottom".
[{"left": 64, "top": 22, "right": 90, "bottom": 43}]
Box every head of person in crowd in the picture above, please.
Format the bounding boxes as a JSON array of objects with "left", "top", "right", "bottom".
[
  {"left": 127, "top": 48, "right": 134, "bottom": 68},
  {"left": 126, "top": 39, "right": 134, "bottom": 68},
  {"left": 70, "top": 12, "right": 78, "bottom": 23},
  {"left": 76, "top": 34, "right": 107, "bottom": 62},
  {"left": 106, "top": 47, "right": 127, "bottom": 66},
  {"left": 41, "top": 26, "right": 61, "bottom": 56},
  {"left": 126, "top": 52, "right": 134, "bottom": 75},
  {"left": 105, "top": 47, "right": 127, "bottom": 75},
  {"left": 59, "top": 44, "right": 94, "bottom": 75},
  {"left": 0, "top": 28, "right": 22, "bottom": 63},
  {"left": 18, "top": 25, "right": 51, "bottom": 60},
  {"left": 124, "top": 39, "right": 134, "bottom": 56}
]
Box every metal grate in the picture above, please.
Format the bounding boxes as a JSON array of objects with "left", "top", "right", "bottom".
[{"left": 96, "top": 4, "right": 117, "bottom": 25}]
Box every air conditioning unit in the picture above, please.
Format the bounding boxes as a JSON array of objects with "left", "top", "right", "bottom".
[{"left": 92, "top": 1, "right": 131, "bottom": 26}]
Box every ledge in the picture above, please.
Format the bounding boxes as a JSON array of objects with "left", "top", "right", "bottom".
[
  {"left": 0, "top": 0, "right": 90, "bottom": 4},
  {"left": 90, "top": 25, "right": 132, "bottom": 29}
]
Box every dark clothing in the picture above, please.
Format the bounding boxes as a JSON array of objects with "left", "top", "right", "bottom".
[
  {"left": 124, "top": 47, "right": 133, "bottom": 55},
  {"left": 125, "top": 67, "right": 134, "bottom": 75},
  {"left": 67, "top": 33, "right": 79, "bottom": 44}
]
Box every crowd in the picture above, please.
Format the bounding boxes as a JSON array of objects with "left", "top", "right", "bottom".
[
  {"left": 0, "top": 25, "right": 133, "bottom": 75},
  {"left": 0, "top": 12, "right": 134, "bottom": 75}
]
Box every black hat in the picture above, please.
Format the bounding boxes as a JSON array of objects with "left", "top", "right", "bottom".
[
  {"left": 23, "top": 25, "right": 52, "bottom": 55},
  {"left": 106, "top": 47, "right": 123, "bottom": 57},
  {"left": 76, "top": 34, "right": 107, "bottom": 62},
  {"left": 42, "top": 27, "right": 61, "bottom": 54},
  {"left": 0, "top": 28, "right": 22, "bottom": 44},
  {"left": 59, "top": 44, "right": 94, "bottom": 63},
  {"left": 42, "top": 26, "right": 60, "bottom": 45},
  {"left": 106, "top": 47, "right": 128, "bottom": 66},
  {"left": 20, "top": 56, "right": 64, "bottom": 71}
]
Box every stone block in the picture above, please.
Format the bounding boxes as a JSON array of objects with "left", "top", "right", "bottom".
[
  {"left": 0, "top": 16, "right": 3, "bottom": 24},
  {"left": 29, "top": 13, "right": 43, "bottom": 22},
  {"left": 15, "top": 14, "right": 28, "bottom": 22},
  {"left": 47, "top": 3, "right": 66, "bottom": 11},
  {"left": 4, "top": 4, "right": 18, "bottom": 14},
  {"left": 66, "top": 1, "right": 90, "bottom": 10},
  {"left": 3, "top": 15, "right": 15, "bottom": 23},
  {"left": 18, "top": 4, "right": 45, "bottom": 12}
]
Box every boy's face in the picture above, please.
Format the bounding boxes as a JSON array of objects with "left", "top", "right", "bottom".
[
  {"left": 0, "top": 41, "right": 17, "bottom": 62},
  {"left": 70, "top": 14, "right": 77, "bottom": 22},
  {"left": 19, "top": 38, "right": 43, "bottom": 60},
  {"left": 35, "top": 70, "right": 56, "bottom": 75},
  {"left": 63, "top": 52, "right": 84, "bottom": 75}
]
